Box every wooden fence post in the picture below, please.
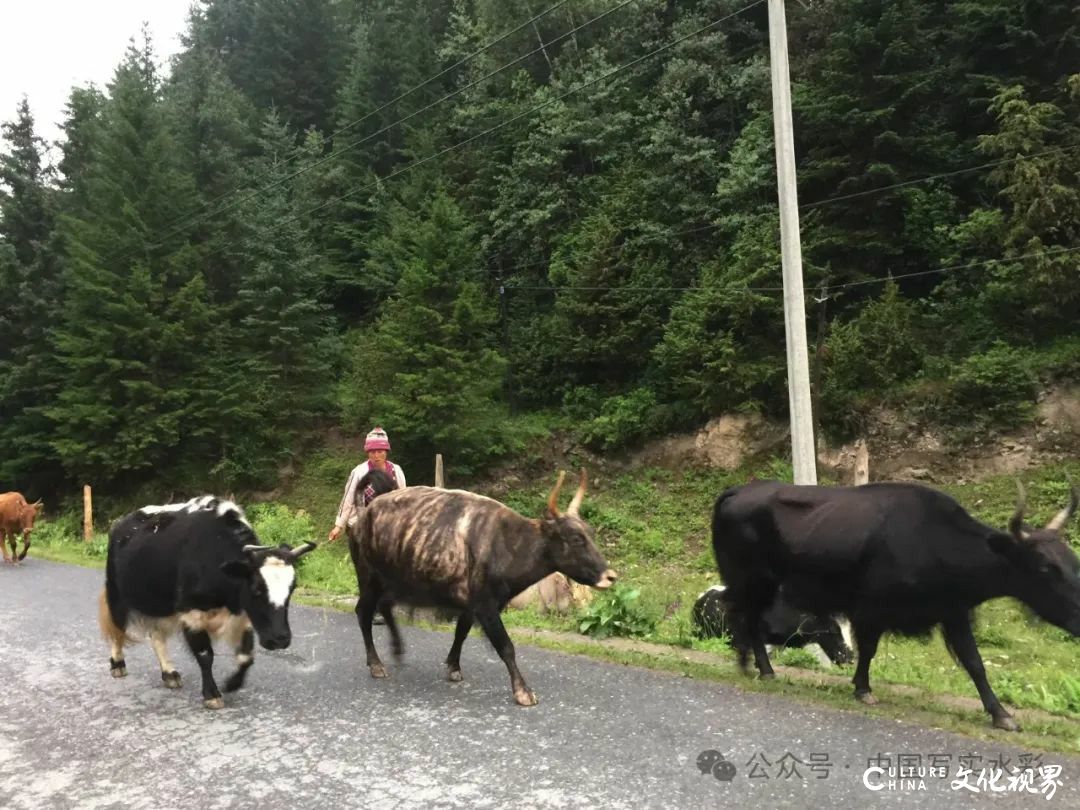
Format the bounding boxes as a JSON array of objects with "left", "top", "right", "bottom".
[
  {"left": 435, "top": 454, "right": 444, "bottom": 488},
  {"left": 83, "top": 484, "right": 93, "bottom": 542},
  {"left": 854, "top": 440, "right": 870, "bottom": 486}
]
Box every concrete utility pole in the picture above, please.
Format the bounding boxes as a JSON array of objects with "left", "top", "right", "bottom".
[{"left": 767, "top": 0, "right": 817, "bottom": 485}]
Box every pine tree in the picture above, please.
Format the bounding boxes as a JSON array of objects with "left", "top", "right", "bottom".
[
  {"left": 0, "top": 97, "right": 64, "bottom": 489},
  {"left": 341, "top": 187, "right": 507, "bottom": 473},
  {"left": 47, "top": 35, "right": 216, "bottom": 485}
]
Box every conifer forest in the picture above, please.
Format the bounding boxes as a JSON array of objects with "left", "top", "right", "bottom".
[{"left": 1, "top": 0, "right": 1078, "bottom": 498}]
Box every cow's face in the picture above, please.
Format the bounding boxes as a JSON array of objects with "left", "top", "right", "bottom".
[
  {"left": 20, "top": 500, "right": 42, "bottom": 536},
  {"left": 222, "top": 543, "right": 317, "bottom": 650},
  {"left": 540, "top": 469, "right": 617, "bottom": 589},
  {"left": 994, "top": 482, "right": 1080, "bottom": 634},
  {"left": 540, "top": 513, "right": 616, "bottom": 589}
]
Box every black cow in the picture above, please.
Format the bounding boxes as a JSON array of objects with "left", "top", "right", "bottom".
[
  {"left": 692, "top": 585, "right": 854, "bottom": 666},
  {"left": 711, "top": 478, "right": 1080, "bottom": 730},
  {"left": 348, "top": 469, "right": 616, "bottom": 706},
  {"left": 99, "top": 495, "right": 316, "bottom": 708}
]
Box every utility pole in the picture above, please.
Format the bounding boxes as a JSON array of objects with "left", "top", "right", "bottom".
[{"left": 767, "top": 0, "right": 817, "bottom": 485}]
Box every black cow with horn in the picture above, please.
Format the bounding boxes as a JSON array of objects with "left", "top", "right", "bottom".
[
  {"left": 348, "top": 469, "right": 617, "bottom": 705},
  {"left": 99, "top": 495, "right": 316, "bottom": 708},
  {"left": 711, "top": 476, "right": 1080, "bottom": 730}
]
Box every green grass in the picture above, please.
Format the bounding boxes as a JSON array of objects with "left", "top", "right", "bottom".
[{"left": 28, "top": 450, "right": 1080, "bottom": 753}]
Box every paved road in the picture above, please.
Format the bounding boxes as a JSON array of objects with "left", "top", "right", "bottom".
[{"left": 1, "top": 560, "right": 1077, "bottom": 809}]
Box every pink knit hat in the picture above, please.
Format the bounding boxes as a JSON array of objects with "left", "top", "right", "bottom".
[{"left": 364, "top": 427, "right": 391, "bottom": 451}]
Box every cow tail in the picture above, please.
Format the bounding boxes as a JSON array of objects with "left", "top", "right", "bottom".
[
  {"left": 98, "top": 588, "right": 133, "bottom": 647},
  {"left": 101, "top": 541, "right": 133, "bottom": 643}
]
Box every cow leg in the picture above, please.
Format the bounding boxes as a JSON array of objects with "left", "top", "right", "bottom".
[
  {"left": 475, "top": 608, "right": 536, "bottom": 706},
  {"left": 223, "top": 615, "right": 255, "bottom": 693},
  {"left": 356, "top": 590, "right": 387, "bottom": 678},
  {"left": 1, "top": 531, "right": 12, "bottom": 564},
  {"left": 942, "top": 614, "right": 1018, "bottom": 731},
  {"left": 17, "top": 531, "right": 30, "bottom": 562},
  {"left": 445, "top": 612, "right": 474, "bottom": 682},
  {"left": 852, "top": 624, "right": 882, "bottom": 705},
  {"left": 182, "top": 628, "right": 223, "bottom": 709},
  {"left": 150, "top": 628, "right": 181, "bottom": 689},
  {"left": 378, "top": 599, "right": 405, "bottom": 661}
]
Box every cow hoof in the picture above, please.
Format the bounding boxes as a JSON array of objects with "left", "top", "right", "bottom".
[
  {"left": 110, "top": 667, "right": 127, "bottom": 678},
  {"left": 759, "top": 672, "right": 776, "bottom": 681},
  {"left": 161, "top": 671, "right": 182, "bottom": 689},
  {"left": 514, "top": 689, "right": 538, "bottom": 707},
  {"left": 369, "top": 664, "right": 388, "bottom": 679},
  {"left": 204, "top": 697, "right": 225, "bottom": 710},
  {"left": 856, "top": 691, "right": 878, "bottom": 706},
  {"left": 993, "top": 714, "right": 1020, "bottom": 732},
  {"left": 447, "top": 668, "right": 463, "bottom": 682}
]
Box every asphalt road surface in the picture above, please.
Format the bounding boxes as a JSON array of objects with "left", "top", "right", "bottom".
[{"left": 1, "top": 560, "right": 1077, "bottom": 809}]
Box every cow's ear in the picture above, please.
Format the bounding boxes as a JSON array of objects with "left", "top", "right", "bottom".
[
  {"left": 221, "top": 560, "right": 253, "bottom": 579},
  {"left": 988, "top": 531, "right": 1020, "bottom": 557}
]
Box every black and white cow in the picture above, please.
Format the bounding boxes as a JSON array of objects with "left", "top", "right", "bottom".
[
  {"left": 99, "top": 495, "right": 315, "bottom": 708},
  {"left": 692, "top": 585, "right": 854, "bottom": 667}
]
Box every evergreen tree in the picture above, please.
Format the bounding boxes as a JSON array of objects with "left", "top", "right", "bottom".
[
  {"left": 0, "top": 97, "right": 64, "bottom": 489},
  {"left": 341, "top": 187, "right": 507, "bottom": 473},
  {"left": 47, "top": 35, "right": 216, "bottom": 485}
]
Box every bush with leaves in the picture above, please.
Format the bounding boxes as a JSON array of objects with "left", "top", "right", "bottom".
[{"left": 578, "top": 584, "right": 657, "bottom": 640}]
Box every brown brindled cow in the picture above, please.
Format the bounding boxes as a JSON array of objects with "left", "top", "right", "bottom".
[
  {"left": 348, "top": 469, "right": 616, "bottom": 706},
  {"left": 0, "top": 492, "right": 43, "bottom": 564}
]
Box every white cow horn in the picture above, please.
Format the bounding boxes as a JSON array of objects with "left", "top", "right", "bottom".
[
  {"left": 242, "top": 544, "right": 270, "bottom": 554},
  {"left": 567, "top": 469, "right": 588, "bottom": 516},
  {"left": 1046, "top": 474, "right": 1079, "bottom": 532},
  {"left": 1008, "top": 479, "right": 1029, "bottom": 541},
  {"left": 290, "top": 542, "right": 317, "bottom": 559}
]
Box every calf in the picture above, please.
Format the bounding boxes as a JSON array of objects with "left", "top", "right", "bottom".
[
  {"left": 99, "top": 495, "right": 315, "bottom": 708},
  {"left": 0, "top": 492, "right": 43, "bottom": 563},
  {"left": 712, "top": 477, "right": 1080, "bottom": 730},
  {"left": 692, "top": 585, "right": 854, "bottom": 666},
  {"left": 348, "top": 470, "right": 616, "bottom": 705}
]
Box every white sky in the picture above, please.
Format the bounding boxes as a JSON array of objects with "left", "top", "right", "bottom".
[{"left": 0, "top": 0, "right": 194, "bottom": 150}]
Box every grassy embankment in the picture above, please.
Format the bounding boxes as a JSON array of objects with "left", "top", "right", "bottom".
[{"left": 30, "top": 448, "right": 1080, "bottom": 754}]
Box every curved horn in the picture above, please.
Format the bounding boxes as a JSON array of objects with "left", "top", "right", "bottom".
[
  {"left": 32, "top": 499, "right": 43, "bottom": 507},
  {"left": 1008, "top": 479, "right": 1028, "bottom": 541},
  {"left": 566, "top": 469, "right": 588, "bottom": 517},
  {"left": 1046, "top": 474, "right": 1079, "bottom": 532},
  {"left": 242, "top": 544, "right": 270, "bottom": 554},
  {"left": 546, "top": 470, "right": 567, "bottom": 517},
  {"left": 289, "top": 542, "right": 318, "bottom": 560}
]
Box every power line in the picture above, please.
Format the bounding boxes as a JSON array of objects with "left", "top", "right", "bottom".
[
  {"left": 489, "top": 146, "right": 1080, "bottom": 279},
  {"left": 267, "top": 1, "right": 769, "bottom": 236},
  {"left": 800, "top": 144, "right": 1080, "bottom": 210},
  {"left": 500, "top": 244, "right": 1080, "bottom": 295},
  {"left": 146, "top": 0, "right": 577, "bottom": 243},
  {"left": 153, "top": 0, "right": 640, "bottom": 251}
]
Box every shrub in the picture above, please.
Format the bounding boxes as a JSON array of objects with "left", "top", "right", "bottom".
[
  {"left": 579, "top": 388, "right": 658, "bottom": 451},
  {"left": 578, "top": 584, "right": 657, "bottom": 639},
  {"left": 939, "top": 342, "right": 1037, "bottom": 428}
]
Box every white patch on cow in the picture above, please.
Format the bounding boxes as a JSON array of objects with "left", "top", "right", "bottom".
[
  {"left": 139, "top": 502, "right": 190, "bottom": 516},
  {"left": 837, "top": 616, "right": 854, "bottom": 652},
  {"left": 259, "top": 558, "right": 296, "bottom": 608},
  {"left": 236, "top": 653, "right": 252, "bottom": 665},
  {"left": 215, "top": 499, "right": 252, "bottom": 528},
  {"left": 696, "top": 584, "right": 726, "bottom": 600},
  {"left": 179, "top": 608, "right": 231, "bottom": 636}
]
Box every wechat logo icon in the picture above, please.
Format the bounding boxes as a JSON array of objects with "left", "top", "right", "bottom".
[{"left": 696, "top": 750, "right": 737, "bottom": 782}]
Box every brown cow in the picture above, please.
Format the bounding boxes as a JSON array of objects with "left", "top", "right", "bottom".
[
  {"left": 0, "top": 492, "right": 43, "bottom": 564},
  {"left": 349, "top": 469, "right": 616, "bottom": 706}
]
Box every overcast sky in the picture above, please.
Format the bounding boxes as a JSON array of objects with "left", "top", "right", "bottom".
[{"left": 1, "top": 0, "right": 194, "bottom": 150}]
